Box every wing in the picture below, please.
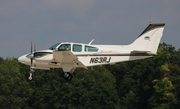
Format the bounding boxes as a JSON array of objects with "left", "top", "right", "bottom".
[{"left": 53, "top": 50, "right": 87, "bottom": 69}]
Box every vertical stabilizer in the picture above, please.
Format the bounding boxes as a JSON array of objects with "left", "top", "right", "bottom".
[{"left": 128, "top": 23, "right": 165, "bottom": 54}]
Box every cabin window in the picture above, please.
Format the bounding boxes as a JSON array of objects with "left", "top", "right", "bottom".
[
  {"left": 85, "top": 46, "right": 98, "bottom": 52},
  {"left": 73, "top": 44, "right": 82, "bottom": 52},
  {"left": 58, "top": 44, "right": 71, "bottom": 51}
]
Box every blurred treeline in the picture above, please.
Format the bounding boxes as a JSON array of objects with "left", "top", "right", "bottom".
[{"left": 0, "top": 43, "right": 180, "bottom": 109}]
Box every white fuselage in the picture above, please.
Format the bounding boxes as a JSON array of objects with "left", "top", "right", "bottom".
[
  {"left": 18, "top": 23, "right": 165, "bottom": 72},
  {"left": 18, "top": 43, "right": 152, "bottom": 70}
]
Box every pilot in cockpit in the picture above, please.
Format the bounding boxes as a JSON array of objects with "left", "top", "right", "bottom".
[
  {"left": 58, "top": 44, "right": 71, "bottom": 51},
  {"left": 64, "top": 45, "right": 70, "bottom": 50}
]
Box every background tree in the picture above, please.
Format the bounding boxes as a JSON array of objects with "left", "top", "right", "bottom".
[
  {"left": 106, "top": 43, "right": 177, "bottom": 109},
  {"left": 0, "top": 58, "right": 32, "bottom": 109}
]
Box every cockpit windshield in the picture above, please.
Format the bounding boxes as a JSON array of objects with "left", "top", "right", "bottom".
[{"left": 49, "top": 43, "right": 60, "bottom": 50}]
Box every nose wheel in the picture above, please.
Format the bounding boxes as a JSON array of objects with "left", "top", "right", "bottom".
[
  {"left": 28, "top": 69, "right": 34, "bottom": 80},
  {"left": 28, "top": 72, "right": 32, "bottom": 80}
]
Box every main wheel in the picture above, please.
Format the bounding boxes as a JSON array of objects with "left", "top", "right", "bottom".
[{"left": 62, "top": 72, "right": 73, "bottom": 81}]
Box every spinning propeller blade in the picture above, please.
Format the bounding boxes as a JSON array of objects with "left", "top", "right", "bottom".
[
  {"left": 30, "top": 42, "right": 36, "bottom": 66},
  {"left": 31, "top": 42, "right": 33, "bottom": 66},
  {"left": 34, "top": 44, "right": 36, "bottom": 52}
]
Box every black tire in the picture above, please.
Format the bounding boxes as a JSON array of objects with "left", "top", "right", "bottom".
[{"left": 62, "top": 72, "right": 73, "bottom": 81}]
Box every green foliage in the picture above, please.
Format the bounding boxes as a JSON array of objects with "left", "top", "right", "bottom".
[
  {"left": 0, "top": 43, "right": 180, "bottom": 108},
  {"left": 106, "top": 43, "right": 179, "bottom": 109},
  {"left": 5, "top": 64, "right": 119, "bottom": 109},
  {"left": 149, "top": 77, "right": 176, "bottom": 109},
  {"left": 0, "top": 58, "right": 32, "bottom": 109}
]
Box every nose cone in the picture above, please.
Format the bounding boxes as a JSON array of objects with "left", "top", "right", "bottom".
[{"left": 18, "top": 55, "right": 26, "bottom": 64}]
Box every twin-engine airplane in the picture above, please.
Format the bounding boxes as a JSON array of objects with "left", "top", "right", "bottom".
[{"left": 18, "top": 23, "right": 165, "bottom": 80}]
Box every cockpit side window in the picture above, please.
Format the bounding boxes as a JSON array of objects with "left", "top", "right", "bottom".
[
  {"left": 49, "top": 43, "right": 60, "bottom": 50},
  {"left": 58, "top": 44, "right": 71, "bottom": 51},
  {"left": 73, "top": 44, "right": 82, "bottom": 52},
  {"left": 85, "top": 46, "right": 98, "bottom": 52}
]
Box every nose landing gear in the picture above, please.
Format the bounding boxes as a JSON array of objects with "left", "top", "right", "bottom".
[{"left": 28, "top": 69, "right": 34, "bottom": 80}]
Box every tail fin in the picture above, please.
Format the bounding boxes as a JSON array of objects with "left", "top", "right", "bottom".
[{"left": 128, "top": 23, "right": 165, "bottom": 54}]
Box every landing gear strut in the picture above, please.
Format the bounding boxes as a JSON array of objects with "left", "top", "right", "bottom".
[
  {"left": 62, "top": 72, "right": 73, "bottom": 81},
  {"left": 28, "top": 69, "right": 34, "bottom": 80}
]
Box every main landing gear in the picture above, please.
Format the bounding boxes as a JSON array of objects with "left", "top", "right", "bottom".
[{"left": 62, "top": 72, "right": 73, "bottom": 81}]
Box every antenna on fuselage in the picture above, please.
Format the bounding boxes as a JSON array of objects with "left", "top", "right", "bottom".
[{"left": 88, "top": 39, "right": 94, "bottom": 45}]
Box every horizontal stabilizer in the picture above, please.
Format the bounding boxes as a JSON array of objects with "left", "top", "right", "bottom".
[{"left": 131, "top": 50, "right": 151, "bottom": 54}]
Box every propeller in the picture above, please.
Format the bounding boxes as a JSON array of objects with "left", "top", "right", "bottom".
[
  {"left": 34, "top": 44, "right": 36, "bottom": 52},
  {"left": 29, "top": 41, "right": 36, "bottom": 80},
  {"left": 30, "top": 41, "right": 33, "bottom": 66},
  {"left": 30, "top": 41, "right": 36, "bottom": 67}
]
